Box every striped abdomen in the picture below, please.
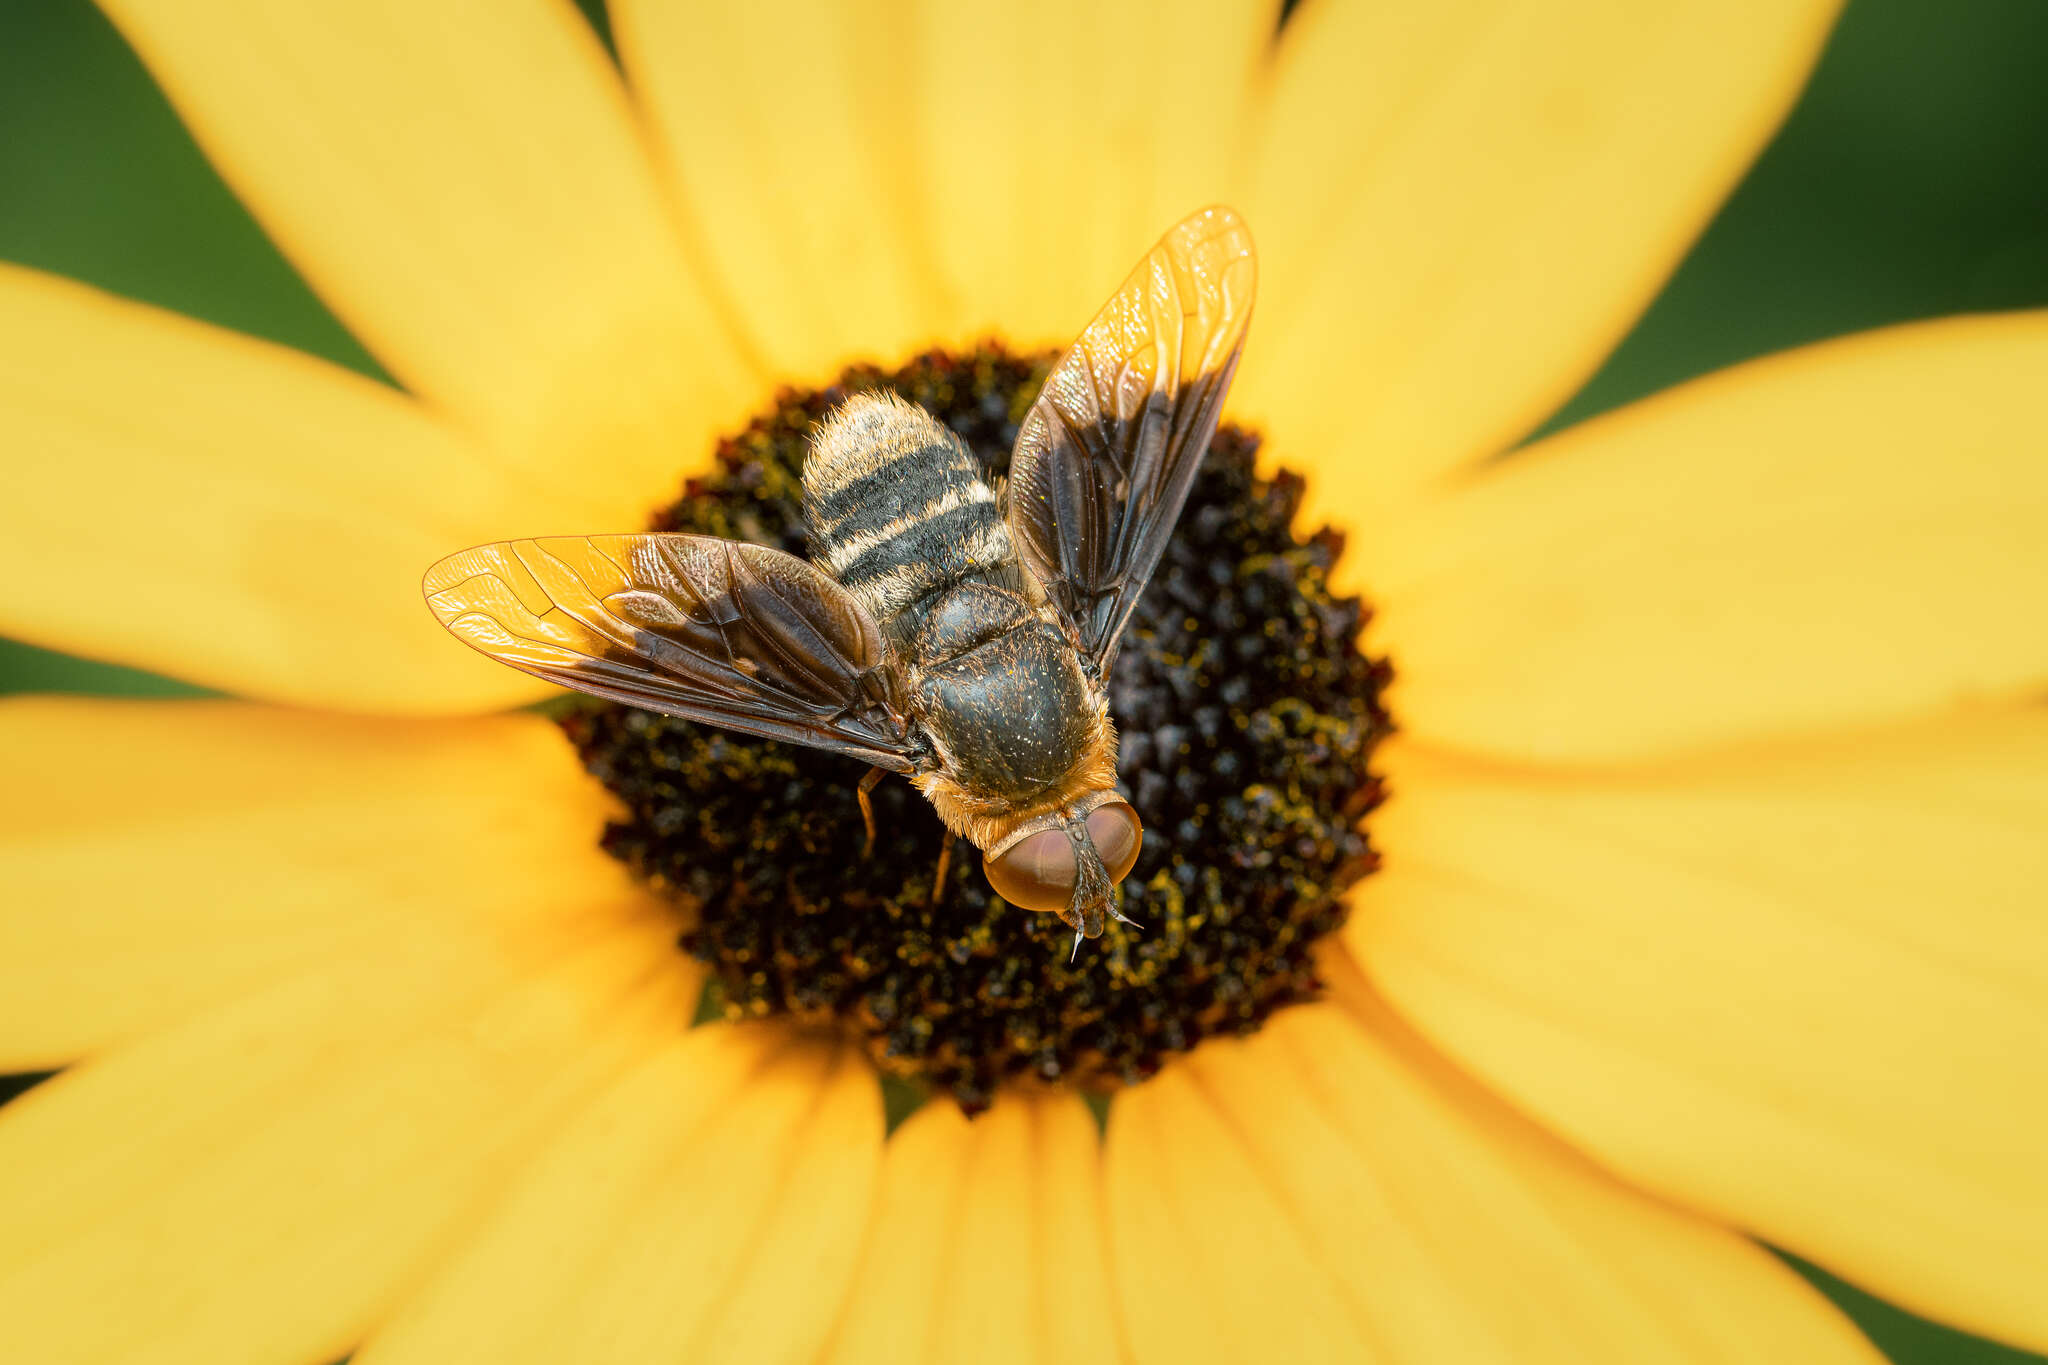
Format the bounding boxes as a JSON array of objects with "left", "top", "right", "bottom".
[{"left": 801, "top": 390, "right": 1024, "bottom": 644}]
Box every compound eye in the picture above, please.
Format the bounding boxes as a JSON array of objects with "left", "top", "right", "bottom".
[
  {"left": 984, "top": 829, "right": 1078, "bottom": 913},
  {"left": 1085, "top": 801, "right": 1143, "bottom": 883}
]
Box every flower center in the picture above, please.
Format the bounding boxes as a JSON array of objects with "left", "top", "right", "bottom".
[{"left": 559, "top": 344, "right": 1391, "bottom": 1113}]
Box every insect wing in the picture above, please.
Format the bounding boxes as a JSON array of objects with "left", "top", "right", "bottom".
[
  {"left": 1006, "top": 205, "right": 1256, "bottom": 669},
  {"left": 423, "top": 533, "right": 916, "bottom": 771}
]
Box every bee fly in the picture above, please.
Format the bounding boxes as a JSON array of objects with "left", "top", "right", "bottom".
[{"left": 424, "top": 206, "right": 1256, "bottom": 955}]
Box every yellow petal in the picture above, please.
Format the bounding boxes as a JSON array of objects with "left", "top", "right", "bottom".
[
  {"left": 898, "top": 0, "right": 1274, "bottom": 352},
  {"left": 1357, "top": 717, "right": 2048, "bottom": 1349},
  {"left": 97, "top": 0, "right": 758, "bottom": 497},
  {"left": 615, "top": 0, "right": 1273, "bottom": 380},
  {"left": 823, "top": 1093, "right": 1122, "bottom": 1365},
  {"left": 360, "top": 1026, "right": 878, "bottom": 1365},
  {"left": 0, "top": 696, "right": 661, "bottom": 1070},
  {"left": 1107, "top": 996, "right": 1885, "bottom": 1365},
  {"left": 1371, "top": 312, "right": 2048, "bottom": 762},
  {"left": 0, "top": 266, "right": 569, "bottom": 713},
  {"left": 907, "top": 0, "right": 1275, "bottom": 350},
  {"left": 1239, "top": 0, "right": 1842, "bottom": 537},
  {"left": 0, "top": 906, "right": 690, "bottom": 1365},
  {"left": 610, "top": 0, "right": 945, "bottom": 380}
]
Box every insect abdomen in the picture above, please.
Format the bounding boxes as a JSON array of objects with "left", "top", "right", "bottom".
[{"left": 802, "top": 391, "right": 1021, "bottom": 640}]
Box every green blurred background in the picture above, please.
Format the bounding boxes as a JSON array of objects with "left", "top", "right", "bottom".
[{"left": 1, "top": 1, "right": 2044, "bottom": 1360}]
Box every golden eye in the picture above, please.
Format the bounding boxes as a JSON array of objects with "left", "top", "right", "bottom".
[
  {"left": 1085, "top": 801, "right": 1143, "bottom": 883},
  {"left": 984, "top": 829, "right": 1078, "bottom": 913}
]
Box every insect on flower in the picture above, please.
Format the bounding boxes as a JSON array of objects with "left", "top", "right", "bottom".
[{"left": 424, "top": 206, "right": 1256, "bottom": 955}]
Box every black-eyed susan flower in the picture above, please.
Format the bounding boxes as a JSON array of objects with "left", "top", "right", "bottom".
[{"left": 2, "top": 2, "right": 2045, "bottom": 1363}]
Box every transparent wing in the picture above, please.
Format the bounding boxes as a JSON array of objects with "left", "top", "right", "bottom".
[
  {"left": 423, "top": 534, "right": 916, "bottom": 771},
  {"left": 1006, "top": 205, "right": 1257, "bottom": 670}
]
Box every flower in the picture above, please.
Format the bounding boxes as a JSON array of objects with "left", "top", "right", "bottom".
[{"left": 2, "top": 1, "right": 2044, "bottom": 1363}]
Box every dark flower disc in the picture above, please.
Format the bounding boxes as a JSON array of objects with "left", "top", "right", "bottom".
[{"left": 560, "top": 344, "right": 1392, "bottom": 1113}]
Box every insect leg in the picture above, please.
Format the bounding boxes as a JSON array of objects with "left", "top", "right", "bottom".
[
  {"left": 929, "top": 830, "right": 955, "bottom": 909},
  {"left": 856, "top": 766, "right": 886, "bottom": 855}
]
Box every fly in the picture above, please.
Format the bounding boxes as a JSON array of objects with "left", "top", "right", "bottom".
[{"left": 423, "top": 206, "right": 1257, "bottom": 954}]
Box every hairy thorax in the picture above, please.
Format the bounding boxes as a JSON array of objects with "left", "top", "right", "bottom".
[{"left": 906, "top": 581, "right": 1118, "bottom": 846}]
